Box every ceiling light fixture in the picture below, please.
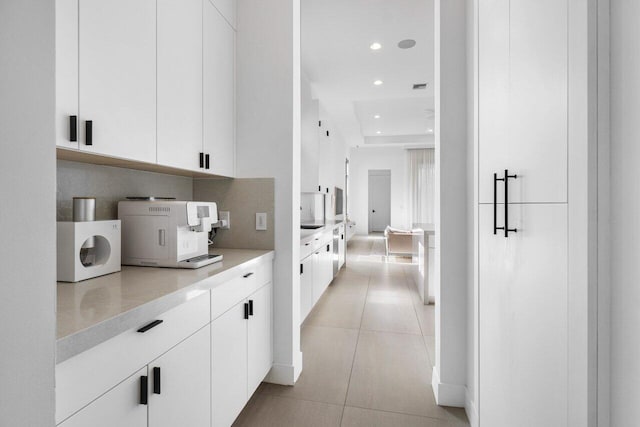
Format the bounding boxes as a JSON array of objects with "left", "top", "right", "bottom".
[
  {"left": 374, "top": 114, "right": 381, "bottom": 119},
  {"left": 398, "top": 39, "right": 417, "bottom": 49},
  {"left": 427, "top": 129, "right": 433, "bottom": 133},
  {"left": 370, "top": 42, "right": 382, "bottom": 50},
  {"left": 376, "top": 131, "right": 382, "bottom": 134},
  {"left": 373, "top": 80, "right": 383, "bottom": 86}
]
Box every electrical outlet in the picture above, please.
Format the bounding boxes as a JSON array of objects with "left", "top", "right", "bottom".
[
  {"left": 219, "top": 211, "right": 230, "bottom": 229},
  {"left": 256, "top": 213, "right": 267, "bottom": 230}
]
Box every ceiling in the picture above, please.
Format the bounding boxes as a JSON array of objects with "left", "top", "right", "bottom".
[{"left": 302, "top": 0, "right": 434, "bottom": 147}]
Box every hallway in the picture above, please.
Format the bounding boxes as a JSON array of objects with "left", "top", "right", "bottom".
[{"left": 233, "top": 235, "right": 470, "bottom": 427}]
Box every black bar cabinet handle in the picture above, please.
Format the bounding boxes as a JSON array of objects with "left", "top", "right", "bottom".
[
  {"left": 300, "top": 263, "right": 304, "bottom": 275},
  {"left": 153, "top": 367, "right": 161, "bottom": 394},
  {"left": 205, "top": 154, "right": 210, "bottom": 169},
  {"left": 69, "top": 116, "right": 77, "bottom": 142},
  {"left": 137, "top": 319, "right": 163, "bottom": 333},
  {"left": 244, "top": 302, "right": 249, "bottom": 319},
  {"left": 85, "top": 120, "right": 93, "bottom": 145},
  {"left": 326, "top": 244, "right": 330, "bottom": 252},
  {"left": 200, "top": 152, "right": 204, "bottom": 168},
  {"left": 494, "top": 172, "right": 505, "bottom": 235},
  {"left": 504, "top": 169, "right": 518, "bottom": 237},
  {"left": 243, "top": 272, "right": 254, "bottom": 278},
  {"left": 140, "top": 376, "right": 148, "bottom": 405},
  {"left": 248, "top": 300, "right": 254, "bottom": 316}
]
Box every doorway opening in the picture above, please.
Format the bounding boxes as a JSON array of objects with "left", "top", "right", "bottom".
[{"left": 368, "top": 169, "right": 391, "bottom": 233}]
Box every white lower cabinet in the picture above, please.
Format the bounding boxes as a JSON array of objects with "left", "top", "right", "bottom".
[
  {"left": 211, "top": 299, "right": 248, "bottom": 427},
  {"left": 212, "top": 282, "right": 273, "bottom": 427},
  {"left": 300, "top": 256, "right": 314, "bottom": 322},
  {"left": 56, "top": 256, "right": 274, "bottom": 427},
  {"left": 59, "top": 367, "right": 148, "bottom": 427},
  {"left": 149, "top": 326, "right": 211, "bottom": 427},
  {"left": 248, "top": 283, "right": 273, "bottom": 396}
]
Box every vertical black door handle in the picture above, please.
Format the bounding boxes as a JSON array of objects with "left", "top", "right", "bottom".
[
  {"left": 494, "top": 172, "right": 505, "bottom": 235},
  {"left": 300, "top": 263, "right": 304, "bottom": 275},
  {"left": 69, "top": 116, "right": 77, "bottom": 142},
  {"left": 248, "top": 299, "right": 254, "bottom": 316},
  {"left": 85, "top": 120, "right": 93, "bottom": 145},
  {"left": 244, "top": 302, "right": 249, "bottom": 319},
  {"left": 140, "top": 375, "right": 148, "bottom": 405},
  {"left": 153, "top": 367, "right": 161, "bottom": 394},
  {"left": 199, "top": 152, "right": 204, "bottom": 168},
  {"left": 504, "top": 169, "right": 518, "bottom": 237},
  {"left": 205, "top": 154, "right": 210, "bottom": 170}
]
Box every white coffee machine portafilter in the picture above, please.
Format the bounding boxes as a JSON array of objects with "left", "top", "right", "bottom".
[{"left": 118, "top": 200, "right": 223, "bottom": 269}]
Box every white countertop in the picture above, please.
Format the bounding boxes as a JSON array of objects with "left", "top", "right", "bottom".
[
  {"left": 57, "top": 248, "right": 274, "bottom": 363},
  {"left": 300, "top": 220, "right": 347, "bottom": 242}
]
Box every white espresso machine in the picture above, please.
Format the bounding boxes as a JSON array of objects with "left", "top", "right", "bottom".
[{"left": 118, "top": 200, "right": 222, "bottom": 269}]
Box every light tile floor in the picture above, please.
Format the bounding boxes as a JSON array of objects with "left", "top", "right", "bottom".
[{"left": 233, "top": 234, "right": 470, "bottom": 427}]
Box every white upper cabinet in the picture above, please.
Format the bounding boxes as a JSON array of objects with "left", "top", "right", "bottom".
[
  {"left": 208, "top": 0, "right": 237, "bottom": 29},
  {"left": 479, "top": 0, "right": 568, "bottom": 204},
  {"left": 156, "top": 0, "right": 204, "bottom": 172},
  {"left": 78, "top": 0, "right": 157, "bottom": 163},
  {"left": 55, "top": 0, "right": 79, "bottom": 150},
  {"left": 204, "top": 0, "right": 236, "bottom": 177}
]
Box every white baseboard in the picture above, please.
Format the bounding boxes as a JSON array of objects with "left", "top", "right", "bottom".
[
  {"left": 431, "top": 367, "right": 466, "bottom": 407},
  {"left": 264, "top": 351, "right": 303, "bottom": 385},
  {"left": 465, "top": 388, "right": 479, "bottom": 427}
]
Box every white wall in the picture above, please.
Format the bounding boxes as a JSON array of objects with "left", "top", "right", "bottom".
[
  {"left": 348, "top": 147, "right": 409, "bottom": 234},
  {"left": 433, "top": 0, "right": 468, "bottom": 410},
  {"left": 236, "top": 0, "right": 303, "bottom": 384},
  {"left": 610, "top": 0, "right": 640, "bottom": 424},
  {"left": 0, "top": 0, "right": 56, "bottom": 424}
]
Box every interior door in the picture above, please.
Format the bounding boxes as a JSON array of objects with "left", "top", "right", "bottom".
[
  {"left": 59, "top": 367, "right": 147, "bottom": 427},
  {"left": 479, "top": 204, "right": 567, "bottom": 426},
  {"left": 157, "top": 0, "right": 203, "bottom": 171},
  {"left": 149, "top": 326, "right": 210, "bottom": 427},
  {"left": 78, "top": 0, "right": 156, "bottom": 162},
  {"left": 368, "top": 170, "right": 391, "bottom": 232}
]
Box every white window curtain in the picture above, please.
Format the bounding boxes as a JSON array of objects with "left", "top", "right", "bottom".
[{"left": 408, "top": 148, "right": 435, "bottom": 226}]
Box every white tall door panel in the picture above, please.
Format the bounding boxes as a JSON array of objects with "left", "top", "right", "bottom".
[
  {"left": 149, "top": 326, "right": 211, "bottom": 427},
  {"left": 78, "top": 0, "right": 156, "bottom": 162},
  {"left": 211, "top": 300, "right": 248, "bottom": 427},
  {"left": 204, "top": 0, "right": 236, "bottom": 177},
  {"left": 479, "top": 203, "right": 567, "bottom": 427},
  {"left": 479, "top": 0, "right": 568, "bottom": 204},
  {"left": 157, "top": 0, "right": 203, "bottom": 171},
  {"left": 55, "top": 0, "right": 79, "bottom": 149},
  {"left": 248, "top": 283, "right": 273, "bottom": 396},
  {"left": 368, "top": 171, "right": 391, "bottom": 232},
  {"left": 59, "top": 367, "right": 147, "bottom": 427}
]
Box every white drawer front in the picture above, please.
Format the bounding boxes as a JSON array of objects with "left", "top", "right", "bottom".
[
  {"left": 211, "top": 261, "right": 272, "bottom": 320},
  {"left": 56, "top": 292, "right": 210, "bottom": 424}
]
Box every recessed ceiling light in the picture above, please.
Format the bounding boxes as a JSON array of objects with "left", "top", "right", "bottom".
[
  {"left": 376, "top": 131, "right": 382, "bottom": 134},
  {"left": 370, "top": 42, "right": 382, "bottom": 50},
  {"left": 373, "top": 80, "right": 383, "bottom": 86},
  {"left": 374, "top": 114, "right": 381, "bottom": 119},
  {"left": 427, "top": 129, "right": 433, "bottom": 133},
  {"left": 398, "top": 39, "right": 417, "bottom": 49}
]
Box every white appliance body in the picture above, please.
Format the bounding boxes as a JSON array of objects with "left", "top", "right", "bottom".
[
  {"left": 57, "top": 220, "right": 122, "bottom": 282},
  {"left": 118, "top": 201, "right": 221, "bottom": 269}
]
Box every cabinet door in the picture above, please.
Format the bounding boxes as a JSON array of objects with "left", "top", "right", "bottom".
[
  {"left": 479, "top": 0, "right": 567, "bottom": 204},
  {"left": 55, "top": 0, "right": 79, "bottom": 149},
  {"left": 59, "top": 367, "right": 147, "bottom": 427},
  {"left": 479, "top": 203, "right": 568, "bottom": 426},
  {"left": 323, "top": 241, "right": 334, "bottom": 290},
  {"left": 248, "top": 283, "right": 273, "bottom": 396},
  {"left": 149, "top": 326, "right": 211, "bottom": 427},
  {"left": 312, "top": 251, "right": 323, "bottom": 305},
  {"left": 204, "top": 0, "right": 235, "bottom": 177},
  {"left": 300, "top": 256, "right": 314, "bottom": 322},
  {"left": 211, "top": 300, "right": 248, "bottom": 427},
  {"left": 78, "top": 0, "right": 156, "bottom": 162},
  {"left": 157, "top": 0, "right": 203, "bottom": 171}
]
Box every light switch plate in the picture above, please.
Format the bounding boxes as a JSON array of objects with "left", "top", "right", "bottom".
[
  {"left": 219, "top": 211, "right": 230, "bottom": 229},
  {"left": 256, "top": 213, "right": 267, "bottom": 230}
]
